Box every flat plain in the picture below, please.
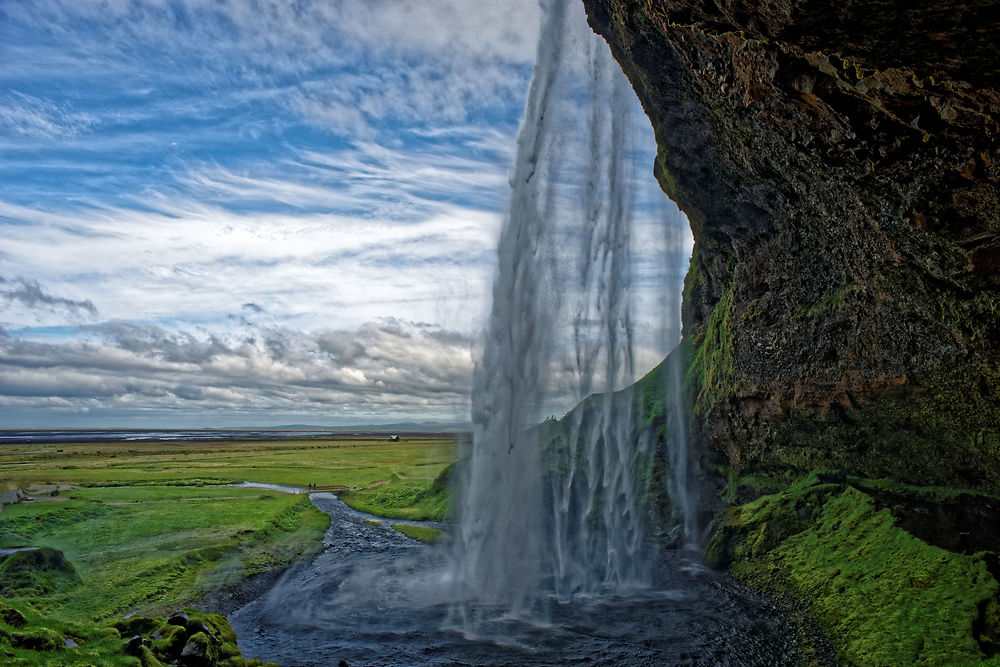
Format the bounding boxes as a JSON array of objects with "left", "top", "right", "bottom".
[{"left": 0, "top": 433, "right": 459, "bottom": 630}]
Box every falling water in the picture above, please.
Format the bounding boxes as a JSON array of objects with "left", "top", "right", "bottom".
[
  {"left": 449, "top": 0, "right": 697, "bottom": 631},
  {"left": 227, "top": 3, "right": 808, "bottom": 662},
  {"left": 667, "top": 322, "right": 700, "bottom": 545}
]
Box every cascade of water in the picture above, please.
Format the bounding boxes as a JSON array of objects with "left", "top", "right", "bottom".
[
  {"left": 448, "top": 0, "right": 697, "bottom": 630},
  {"left": 666, "top": 342, "right": 700, "bottom": 545}
]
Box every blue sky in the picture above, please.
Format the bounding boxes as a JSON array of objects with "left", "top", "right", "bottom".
[{"left": 0, "top": 0, "right": 690, "bottom": 427}]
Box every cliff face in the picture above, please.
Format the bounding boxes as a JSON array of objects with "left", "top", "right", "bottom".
[{"left": 581, "top": 0, "right": 1000, "bottom": 491}]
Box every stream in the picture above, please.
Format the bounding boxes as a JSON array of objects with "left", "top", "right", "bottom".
[{"left": 230, "top": 493, "right": 800, "bottom": 666}]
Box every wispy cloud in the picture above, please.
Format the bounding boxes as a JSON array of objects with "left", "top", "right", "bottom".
[
  {"left": 0, "top": 91, "right": 98, "bottom": 139},
  {"left": 0, "top": 0, "right": 693, "bottom": 426},
  {"left": 0, "top": 276, "right": 98, "bottom": 317}
]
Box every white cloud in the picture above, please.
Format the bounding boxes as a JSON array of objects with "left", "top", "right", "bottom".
[
  {"left": 0, "top": 318, "right": 476, "bottom": 424},
  {"left": 0, "top": 92, "right": 98, "bottom": 139},
  {"left": 0, "top": 0, "right": 697, "bottom": 428}
]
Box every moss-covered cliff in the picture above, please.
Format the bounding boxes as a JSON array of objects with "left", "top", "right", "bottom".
[
  {"left": 581, "top": 0, "right": 1000, "bottom": 491},
  {"left": 578, "top": 1, "right": 1000, "bottom": 662}
]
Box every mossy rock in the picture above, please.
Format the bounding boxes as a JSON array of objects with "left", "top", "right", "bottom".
[
  {"left": 180, "top": 630, "right": 217, "bottom": 666},
  {"left": 0, "top": 547, "right": 81, "bottom": 596},
  {"left": 151, "top": 622, "right": 187, "bottom": 658},
  {"left": 115, "top": 615, "right": 161, "bottom": 637},
  {"left": 10, "top": 626, "right": 64, "bottom": 651},
  {"left": 139, "top": 644, "right": 165, "bottom": 666},
  {"left": 115, "top": 607, "right": 250, "bottom": 666},
  {"left": 0, "top": 600, "right": 27, "bottom": 628}
]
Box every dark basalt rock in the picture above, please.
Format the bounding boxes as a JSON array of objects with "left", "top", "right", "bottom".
[
  {"left": 122, "top": 634, "right": 143, "bottom": 655},
  {"left": 580, "top": 0, "right": 1000, "bottom": 491}
]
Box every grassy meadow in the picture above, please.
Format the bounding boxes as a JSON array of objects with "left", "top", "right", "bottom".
[
  {"left": 0, "top": 433, "right": 456, "bottom": 489},
  {"left": 0, "top": 433, "right": 460, "bottom": 664},
  {"left": 338, "top": 462, "right": 454, "bottom": 521}
]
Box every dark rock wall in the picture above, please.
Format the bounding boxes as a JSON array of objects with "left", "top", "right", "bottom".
[{"left": 581, "top": 0, "right": 1000, "bottom": 489}]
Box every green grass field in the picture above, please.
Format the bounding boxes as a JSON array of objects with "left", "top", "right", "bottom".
[
  {"left": 0, "top": 434, "right": 456, "bottom": 489},
  {"left": 0, "top": 486, "right": 329, "bottom": 623},
  {"left": 0, "top": 432, "right": 461, "bottom": 663}
]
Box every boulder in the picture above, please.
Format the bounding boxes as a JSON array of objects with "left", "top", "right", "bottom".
[{"left": 179, "top": 631, "right": 215, "bottom": 666}]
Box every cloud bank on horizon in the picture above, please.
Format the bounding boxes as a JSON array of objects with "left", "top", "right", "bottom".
[{"left": 0, "top": 0, "right": 691, "bottom": 427}]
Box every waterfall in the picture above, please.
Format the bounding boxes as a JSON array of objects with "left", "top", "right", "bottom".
[{"left": 448, "top": 0, "right": 696, "bottom": 631}]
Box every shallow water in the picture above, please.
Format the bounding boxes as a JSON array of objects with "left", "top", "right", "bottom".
[
  {"left": 231, "top": 494, "right": 798, "bottom": 666},
  {"left": 228, "top": 482, "right": 306, "bottom": 495},
  {"left": 0, "top": 546, "right": 39, "bottom": 556}
]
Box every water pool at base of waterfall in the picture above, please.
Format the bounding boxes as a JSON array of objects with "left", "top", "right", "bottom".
[{"left": 230, "top": 494, "right": 800, "bottom": 666}]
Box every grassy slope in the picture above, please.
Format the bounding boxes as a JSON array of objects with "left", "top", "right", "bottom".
[
  {"left": 0, "top": 435, "right": 458, "bottom": 618},
  {"left": 339, "top": 462, "right": 453, "bottom": 521},
  {"left": 706, "top": 473, "right": 1000, "bottom": 665}
]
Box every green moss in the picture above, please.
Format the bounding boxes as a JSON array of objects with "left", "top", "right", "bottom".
[
  {"left": 683, "top": 247, "right": 705, "bottom": 310},
  {"left": 688, "top": 286, "right": 736, "bottom": 416},
  {"left": 708, "top": 474, "right": 1000, "bottom": 665},
  {"left": 0, "top": 600, "right": 140, "bottom": 665},
  {"left": 789, "top": 286, "right": 851, "bottom": 319},
  {"left": 10, "top": 625, "right": 64, "bottom": 651},
  {"left": 183, "top": 631, "right": 216, "bottom": 663},
  {"left": 150, "top": 623, "right": 186, "bottom": 656},
  {"left": 779, "top": 489, "right": 993, "bottom": 663},
  {"left": 138, "top": 644, "right": 163, "bottom": 666}
]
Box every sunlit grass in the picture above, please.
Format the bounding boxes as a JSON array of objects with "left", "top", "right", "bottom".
[
  {"left": 0, "top": 488, "right": 328, "bottom": 623},
  {"left": 0, "top": 434, "right": 461, "bottom": 626},
  {"left": 391, "top": 524, "right": 443, "bottom": 544},
  {"left": 0, "top": 435, "right": 457, "bottom": 489}
]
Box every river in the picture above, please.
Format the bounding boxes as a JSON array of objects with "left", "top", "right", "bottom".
[{"left": 230, "top": 493, "right": 801, "bottom": 666}]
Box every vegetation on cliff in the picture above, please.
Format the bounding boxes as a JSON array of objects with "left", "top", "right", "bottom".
[
  {"left": 706, "top": 472, "right": 1000, "bottom": 664},
  {"left": 583, "top": 0, "right": 1000, "bottom": 492}
]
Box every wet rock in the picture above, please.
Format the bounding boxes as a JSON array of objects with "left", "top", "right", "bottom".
[
  {"left": 123, "top": 634, "right": 143, "bottom": 655},
  {"left": 168, "top": 610, "right": 190, "bottom": 626}
]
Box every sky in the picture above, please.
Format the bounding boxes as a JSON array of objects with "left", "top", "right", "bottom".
[{"left": 0, "top": 0, "right": 691, "bottom": 428}]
